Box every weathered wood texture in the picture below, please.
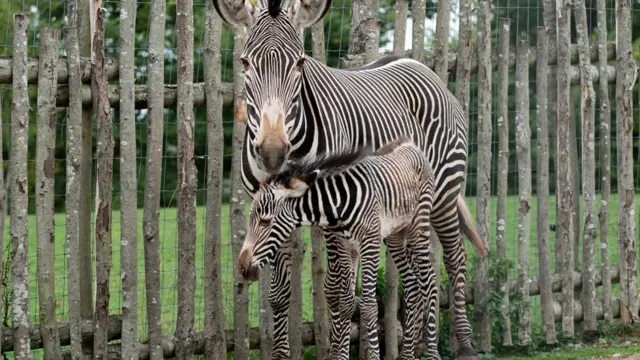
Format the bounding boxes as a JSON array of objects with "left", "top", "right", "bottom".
[
  {"left": 0, "top": 67, "right": 4, "bottom": 360},
  {"left": 10, "top": 13, "right": 31, "bottom": 360},
  {"left": 515, "top": 38, "right": 532, "bottom": 346},
  {"left": 77, "top": 0, "right": 94, "bottom": 337},
  {"left": 456, "top": 0, "right": 472, "bottom": 193},
  {"left": 596, "top": 0, "right": 612, "bottom": 322},
  {"left": 35, "top": 27, "right": 62, "bottom": 360},
  {"left": 474, "top": 0, "right": 492, "bottom": 353},
  {"left": 535, "top": 26, "right": 556, "bottom": 345},
  {"left": 573, "top": 0, "right": 597, "bottom": 332},
  {"left": 63, "top": 26, "right": 84, "bottom": 360},
  {"left": 119, "top": 1, "right": 138, "bottom": 358},
  {"left": 556, "top": 0, "right": 575, "bottom": 337},
  {"left": 231, "top": 27, "right": 250, "bottom": 360},
  {"left": 175, "top": 0, "right": 197, "bottom": 357},
  {"left": 92, "top": 6, "right": 114, "bottom": 359},
  {"left": 310, "top": 24, "right": 330, "bottom": 359},
  {"left": 496, "top": 17, "right": 513, "bottom": 347},
  {"left": 615, "top": 0, "right": 639, "bottom": 324},
  {"left": 411, "top": 0, "right": 426, "bottom": 62},
  {"left": 433, "top": 0, "right": 450, "bottom": 83},
  {"left": 142, "top": 0, "right": 166, "bottom": 358},
  {"left": 203, "top": 2, "right": 227, "bottom": 359}
]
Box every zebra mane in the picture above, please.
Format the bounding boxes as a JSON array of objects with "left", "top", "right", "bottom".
[
  {"left": 267, "top": 0, "right": 283, "bottom": 17},
  {"left": 265, "top": 136, "right": 414, "bottom": 186}
]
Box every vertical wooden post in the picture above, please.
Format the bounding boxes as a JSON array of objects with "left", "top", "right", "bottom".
[
  {"left": 515, "top": 38, "right": 531, "bottom": 346},
  {"left": 92, "top": 4, "right": 114, "bottom": 358},
  {"left": 0, "top": 84, "right": 4, "bottom": 360},
  {"left": 535, "top": 26, "right": 557, "bottom": 345},
  {"left": 542, "top": 0, "right": 560, "bottom": 273},
  {"left": 615, "top": 0, "right": 638, "bottom": 324},
  {"left": 119, "top": 0, "right": 138, "bottom": 358},
  {"left": 10, "top": 13, "right": 30, "bottom": 360},
  {"left": 411, "top": 0, "right": 425, "bottom": 62},
  {"left": 595, "top": 0, "right": 612, "bottom": 322},
  {"left": 63, "top": 26, "right": 84, "bottom": 360},
  {"left": 309, "top": 20, "right": 330, "bottom": 360},
  {"left": 475, "top": 0, "right": 492, "bottom": 353},
  {"left": 456, "top": 0, "right": 472, "bottom": 195},
  {"left": 573, "top": 0, "right": 597, "bottom": 334},
  {"left": 36, "top": 27, "right": 62, "bottom": 360},
  {"left": 231, "top": 27, "right": 250, "bottom": 360},
  {"left": 77, "top": 0, "right": 95, "bottom": 345},
  {"left": 203, "top": 2, "right": 227, "bottom": 359},
  {"left": 557, "top": 0, "right": 575, "bottom": 337},
  {"left": 142, "top": 0, "right": 166, "bottom": 358},
  {"left": 496, "top": 17, "right": 513, "bottom": 348},
  {"left": 175, "top": 0, "right": 197, "bottom": 357}
]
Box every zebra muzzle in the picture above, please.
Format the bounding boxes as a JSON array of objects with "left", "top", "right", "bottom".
[{"left": 238, "top": 247, "right": 261, "bottom": 281}]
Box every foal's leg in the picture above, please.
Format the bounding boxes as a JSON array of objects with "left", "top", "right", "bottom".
[
  {"left": 384, "top": 233, "right": 422, "bottom": 359},
  {"left": 359, "top": 233, "right": 382, "bottom": 360},
  {"left": 268, "top": 244, "right": 293, "bottom": 359}
]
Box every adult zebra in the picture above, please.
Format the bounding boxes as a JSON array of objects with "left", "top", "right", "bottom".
[{"left": 211, "top": 0, "right": 487, "bottom": 358}]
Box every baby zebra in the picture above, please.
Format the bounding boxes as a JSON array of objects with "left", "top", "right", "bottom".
[{"left": 238, "top": 137, "right": 440, "bottom": 360}]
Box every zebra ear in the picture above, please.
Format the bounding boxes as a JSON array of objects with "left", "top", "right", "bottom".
[
  {"left": 289, "top": 0, "right": 332, "bottom": 29},
  {"left": 211, "top": 0, "right": 257, "bottom": 28},
  {"left": 286, "top": 176, "right": 310, "bottom": 197}
]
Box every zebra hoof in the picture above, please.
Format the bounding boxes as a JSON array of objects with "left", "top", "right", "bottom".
[{"left": 456, "top": 346, "right": 479, "bottom": 360}]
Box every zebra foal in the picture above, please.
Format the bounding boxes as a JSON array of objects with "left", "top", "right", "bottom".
[{"left": 238, "top": 138, "right": 441, "bottom": 360}]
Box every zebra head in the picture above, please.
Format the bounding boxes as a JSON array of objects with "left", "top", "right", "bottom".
[
  {"left": 211, "top": 0, "right": 331, "bottom": 173},
  {"left": 237, "top": 172, "right": 319, "bottom": 281}
]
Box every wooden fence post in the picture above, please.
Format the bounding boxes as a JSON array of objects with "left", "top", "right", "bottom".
[
  {"left": 496, "top": 17, "right": 512, "bottom": 347},
  {"left": 119, "top": 0, "right": 138, "bottom": 358},
  {"left": 0, "top": 81, "right": 4, "bottom": 360},
  {"left": 142, "top": 0, "right": 166, "bottom": 358},
  {"left": 573, "top": 0, "right": 597, "bottom": 335},
  {"left": 36, "top": 27, "right": 62, "bottom": 360},
  {"left": 231, "top": 26, "right": 250, "bottom": 360},
  {"left": 475, "top": 0, "right": 492, "bottom": 353},
  {"left": 10, "top": 13, "right": 30, "bottom": 360},
  {"left": 557, "top": 0, "right": 575, "bottom": 338},
  {"left": 92, "top": 4, "right": 114, "bottom": 358},
  {"left": 535, "top": 26, "right": 557, "bottom": 345},
  {"left": 204, "top": 1, "right": 227, "bottom": 359},
  {"left": 615, "top": 0, "right": 638, "bottom": 324},
  {"left": 175, "top": 0, "right": 197, "bottom": 357},
  {"left": 63, "top": 25, "right": 84, "bottom": 360},
  {"left": 310, "top": 20, "right": 331, "bottom": 360},
  {"left": 596, "top": 0, "right": 613, "bottom": 323},
  {"left": 515, "top": 38, "right": 532, "bottom": 346}
]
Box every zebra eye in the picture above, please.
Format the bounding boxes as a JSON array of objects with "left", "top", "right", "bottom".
[
  {"left": 295, "top": 57, "right": 305, "bottom": 70},
  {"left": 258, "top": 218, "right": 271, "bottom": 227},
  {"left": 240, "top": 57, "right": 250, "bottom": 71}
]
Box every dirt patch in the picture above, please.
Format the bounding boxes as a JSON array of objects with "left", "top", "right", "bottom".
[{"left": 593, "top": 355, "right": 640, "bottom": 360}]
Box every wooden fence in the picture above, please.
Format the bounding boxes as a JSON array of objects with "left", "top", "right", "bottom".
[{"left": 0, "top": 0, "right": 638, "bottom": 359}]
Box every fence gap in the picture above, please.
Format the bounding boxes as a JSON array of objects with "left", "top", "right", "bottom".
[
  {"left": 615, "top": 0, "right": 639, "bottom": 324},
  {"left": 142, "top": 0, "right": 166, "bottom": 358},
  {"left": 203, "top": 1, "right": 228, "bottom": 359},
  {"left": 496, "top": 17, "right": 513, "bottom": 348},
  {"left": 515, "top": 38, "right": 532, "bottom": 346},
  {"left": 10, "top": 13, "right": 31, "bottom": 360},
  {"left": 231, "top": 26, "right": 250, "bottom": 360},
  {"left": 309, "top": 21, "right": 330, "bottom": 360},
  {"left": 35, "top": 27, "right": 62, "bottom": 360},
  {"left": 535, "top": 26, "right": 557, "bottom": 346},
  {"left": 573, "top": 0, "right": 597, "bottom": 335},
  {"left": 118, "top": 0, "right": 138, "bottom": 358},
  {"left": 475, "top": 0, "right": 492, "bottom": 353},
  {"left": 557, "top": 1, "right": 575, "bottom": 338}
]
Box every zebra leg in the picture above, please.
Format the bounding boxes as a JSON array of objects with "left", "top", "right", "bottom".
[
  {"left": 384, "top": 234, "right": 423, "bottom": 360},
  {"left": 324, "top": 238, "right": 356, "bottom": 360},
  {"left": 268, "top": 240, "right": 293, "bottom": 359},
  {"left": 431, "top": 205, "right": 477, "bottom": 358},
  {"left": 360, "top": 236, "right": 382, "bottom": 360}
]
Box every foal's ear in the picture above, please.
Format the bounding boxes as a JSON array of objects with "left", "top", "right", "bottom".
[
  {"left": 288, "top": 0, "right": 332, "bottom": 29},
  {"left": 211, "top": 0, "right": 258, "bottom": 28}
]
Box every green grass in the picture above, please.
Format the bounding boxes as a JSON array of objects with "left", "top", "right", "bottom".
[
  {"left": 4, "top": 193, "right": 640, "bottom": 351},
  {"left": 497, "top": 344, "right": 640, "bottom": 360}
]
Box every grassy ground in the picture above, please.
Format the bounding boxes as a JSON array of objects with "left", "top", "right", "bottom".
[{"left": 4, "top": 192, "right": 640, "bottom": 357}]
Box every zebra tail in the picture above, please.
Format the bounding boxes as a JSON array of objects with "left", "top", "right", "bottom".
[{"left": 457, "top": 194, "right": 488, "bottom": 257}]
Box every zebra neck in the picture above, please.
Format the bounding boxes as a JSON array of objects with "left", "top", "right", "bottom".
[{"left": 292, "top": 185, "right": 335, "bottom": 228}]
